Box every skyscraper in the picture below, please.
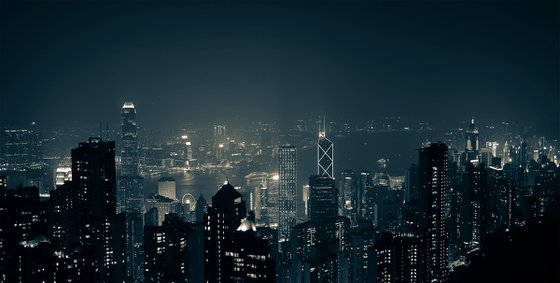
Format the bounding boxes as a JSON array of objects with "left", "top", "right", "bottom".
[
  {"left": 308, "top": 175, "right": 337, "bottom": 223},
  {"left": 119, "top": 102, "right": 144, "bottom": 213},
  {"left": 121, "top": 102, "right": 139, "bottom": 176},
  {"left": 358, "top": 171, "right": 373, "bottom": 221},
  {"left": 144, "top": 213, "right": 196, "bottom": 283},
  {"left": 224, "top": 213, "right": 276, "bottom": 282},
  {"left": 120, "top": 102, "right": 144, "bottom": 283},
  {"left": 204, "top": 182, "right": 247, "bottom": 283},
  {"left": 72, "top": 137, "right": 125, "bottom": 282},
  {"left": 290, "top": 216, "right": 350, "bottom": 283},
  {"left": 318, "top": 118, "right": 334, "bottom": 178},
  {"left": 340, "top": 170, "right": 357, "bottom": 224},
  {"left": 465, "top": 119, "right": 480, "bottom": 162},
  {"left": 462, "top": 162, "right": 488, "bottom": 245},
  {"left": 277, "top": 145, "right": 297, "bottom": 242},
  {"left": 2, "top": 128, "right": 41, "bottom": 168},
  {"left": 418, "top": 142, "right": 449, "bottom": 282}
]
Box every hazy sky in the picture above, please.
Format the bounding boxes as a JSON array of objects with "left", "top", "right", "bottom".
[{"left": 1, "top": 0, "right": 558, "bottom": 136}]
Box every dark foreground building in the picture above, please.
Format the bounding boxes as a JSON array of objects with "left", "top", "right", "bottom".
[{"left": 204, "top": 182, "right": 275, "bottom": 283}]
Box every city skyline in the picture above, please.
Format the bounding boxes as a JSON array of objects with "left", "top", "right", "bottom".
[
  {"left": 0, "top": 0, "right": 558, "bottom": 282},
  {"left": 0, "top": 102, "right": 558, "bottom": 282}
]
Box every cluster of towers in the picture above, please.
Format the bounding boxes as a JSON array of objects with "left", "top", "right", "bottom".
[{"left": 1, "top": 113, "right": 558, "bottom": 283}]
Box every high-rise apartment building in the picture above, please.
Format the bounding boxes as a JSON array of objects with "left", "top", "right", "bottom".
[
  {"left": 418, "top": 142, "right": 449, "bottom": 282},
  {"left": 72, "top": 137, "right": 125, "bottom": 282}
]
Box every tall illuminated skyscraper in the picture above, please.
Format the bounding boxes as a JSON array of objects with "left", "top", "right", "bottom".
[
  {"left": 118, "top": 101, "right": 144, "bottom": 212},
  {"left": 119, "top": 102, "right": 144, "bottom": 283},
  {"left": 318, "top": 118, "right": 334, "bottom": 178},
  {"left": 313, "top": 118, "right": 337, "bottom": 225},
  {"left": 278, "top": 145, "right": 297, "bottom": 242},
  {"left": 418, "top": 142, "right": 449, "bottom": 282},
  {"left": 121, "top": 102, "right": 138, "bottom": 176}
]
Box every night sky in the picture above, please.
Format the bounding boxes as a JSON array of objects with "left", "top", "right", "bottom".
[{"left": 1, "top": 0, "right": 558, "bottom": 136}]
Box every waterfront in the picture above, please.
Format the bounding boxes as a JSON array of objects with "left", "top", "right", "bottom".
[{"left": 143, "top": 131, "right": 433, "bottom": 201}]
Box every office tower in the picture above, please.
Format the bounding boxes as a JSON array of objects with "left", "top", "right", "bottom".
[
  {"left": 318, "top": 119, "right": 334, "bottom": 178},
  {"left": 120, "top": 175, "right": 144, "bottom": 212},
  {"left": 465, "top": 119, "right": 479, "bottom": 162},
  {"left": 204, "top": 182, "right": 247, "bottom": 283},
  {"left": 121, "top": 102, "right": 139, "bottom": 176},
  {"left": 184, "top": 141, "right": 193, "bottom": 161},
  {"left": 119, "top": 103, "right": 145, "bottom": 282},
  {"left": 502, "top": 141, "right": 511, "bottom": 165},
  {"left": 118, "top": 102, "right": 144, "bottom": 214},
  {"left": 308, "top": 175, "right": 337, "bottom": 223},
  {"left": 358, "top": 171, "right": 373, "bottom": 221},
  {"left": 245, "top": 171, "right": 270, "bottom": 223},
  {"left": 2, "top": 128, "right": 41, "bottom": 168},
  {"left": 362, "top": 185, "right": 378, "bottom": 226},
  {"left": 340, "top": 170, "right": 357, "bottom": 224},
  {"left": 277, "top": 145, "right": 297, "bottom": 242},
  {"left": 72, "top": 137, "right": 125, "bottom": 282},
  {"left": 158, "top": 176, "right": 177, "bottom": 200},
  {"left": 1, "top": 127, "right": 50, "bottom": 194},
  {"left": 418, "top": 142, "right": 449, "bottom": 282}
]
